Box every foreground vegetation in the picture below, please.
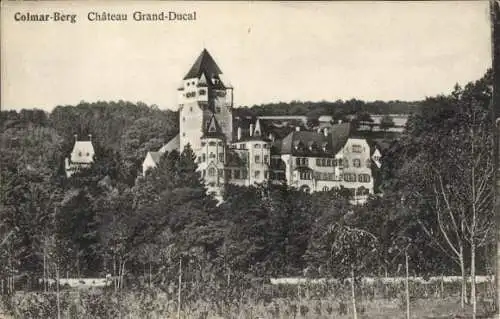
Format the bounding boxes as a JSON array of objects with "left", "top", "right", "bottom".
[{"left": 1, "top": 279, "right": 496, "bottom": 318}]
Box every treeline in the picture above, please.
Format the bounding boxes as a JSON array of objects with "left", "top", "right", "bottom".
[{"left": 236, "top": 99, "right": 421, "bottom": 119}]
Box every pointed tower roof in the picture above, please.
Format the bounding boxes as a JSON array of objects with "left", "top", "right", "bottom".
[
  {"left": 202, "top": 114, "right": 225, "bottom": 139},
  {"left": 184, "top": 49, "right": 223, "bottom": 80}
]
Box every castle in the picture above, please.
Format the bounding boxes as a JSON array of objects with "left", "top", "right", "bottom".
[{"left": 142, "top": 49, "right": 381, "bottom": 203}]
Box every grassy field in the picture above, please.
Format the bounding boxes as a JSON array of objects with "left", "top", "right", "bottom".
[{"left": 0, "top": 280, "right": 497, "bottom": 318}]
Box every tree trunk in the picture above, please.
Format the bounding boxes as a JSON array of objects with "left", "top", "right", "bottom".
[
  {"left": 149, "top": 262, "right": 152, "bottom": 288},
  {"left": 178, "top": 257, "right": 182, "bottom": 319},
  {"left": 350, "top": 267, "right": 358, "bottom": 319},
  {"left": 471, "top": 242, "right": 477, "bottom": 319},
  {"left": 405, "top": 251, "right": 410, "bottom": 319},
  {"left": 459, "top": 246, "right": 467, "bottom": 308},
  {"left": 56, "top": 262, "right": 61, "bottom": 319},
  {"left": 43, "top": 245, "right": 47, "bottom": 292}
]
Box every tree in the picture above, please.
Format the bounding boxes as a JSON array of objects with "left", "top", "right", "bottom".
[
  {"left": 379, "top": 115, "right": 395, "bottom": 132},
  {"left": 388, "top": 72, "right": 494, "bottom": 312}
]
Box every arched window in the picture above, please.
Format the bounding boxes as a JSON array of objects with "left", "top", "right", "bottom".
[
  {"left": 300, "top": 185, "right": 311, "bottom": 193},
  {"left": 353, "top": 159, "right": 361, "bottom": 168},
  {"left": 208, "top": 167, "right": 216, "bottom": 176},
  {"left": 322, "top": 186, "right": 329, "bottom": 192}
]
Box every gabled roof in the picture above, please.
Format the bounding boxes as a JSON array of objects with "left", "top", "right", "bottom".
[
  {"left": 202, "top": 114, "right": 225, "bottom": 139},
  {"left": 184, "top": 49, "right": 223, "bottom": 80},
  {"left": 159, "top": 134, "right": 180, "bottom": 153},
  {"left": 279, "top": 123, "right": 351, "bottom": 156},
  {"left": 149, "top": 151, "right": 162, "bottom": 164},
  {"left": 70, "top": 141, "right": 95, "bottom": 164}
]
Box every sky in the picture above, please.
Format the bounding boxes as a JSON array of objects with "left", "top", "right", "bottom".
[{"left": 1, "top": 1, "right": 493, "bottom": 111}]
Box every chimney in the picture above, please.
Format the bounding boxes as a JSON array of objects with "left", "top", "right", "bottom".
[
  {"left": 317, "top": 128, "right": 321, "bottom": 134},
  {"left": 249, "top": 123, "right": 254, "bottom": 136},
  {"left": 268, "top": 133, "right": 275, "bottom": 142},
  {"left": 237, "top": 127, "right": 242, "bottom": 141},
  {"left": 323, "top": 127, "right": 328, "bottom": 137},
  {"left": 74, "top": 134, "right": 78, "bottom": 142},
  {"left": 88, "top": 134, "right": 92, "bottom": 142},
  {"left": 296, "top": 126, "right": 300, "bottom": 132}
]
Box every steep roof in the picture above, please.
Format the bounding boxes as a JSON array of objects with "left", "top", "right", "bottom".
[
  {"left": 70, "top": 141, "right": 95, "bottom": 164},
  {"left": 202, "top": 114, "right": 225, "bottom": 139},
  {"left": 184, "top": 49, "right": 223, "bottom": 80},
  {"left": 279, "top": 123, "right": 351, "bottom": 156},
  {"left": 149, "top": 151, "right": 162, "bottom": 164},
  {"left": 159, "top": 134, "right": 180, "bottom": 153}
]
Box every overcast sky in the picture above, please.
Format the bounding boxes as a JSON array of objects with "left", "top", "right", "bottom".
[{"left": 1, "top": 1, "right": 492, "bottom": 111}]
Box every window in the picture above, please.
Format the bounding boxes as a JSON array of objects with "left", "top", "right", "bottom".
[
  {"left": 327, "top": 159, "right": 332, "bottom": 166},
  {"left": 208, "top": 167, "right": 215, "bottom": 176},
  {"left": 300, "top": 185, "right": 311, "bottom": 193},
  {"left": 239, "top": 144, "right": 246, "bottom": 150},
  {"left": 254, "top": 170, "right": 261, "bottom": 178},
  {"left": 182, "top": 117, "right": 185, "bottom": 122},
  {"left": 201, "top": 154, "right": 206, "bottom": 162},
  {"left": 182, "top": 132, "right": 186, "bottom": 137},
  {"left": 199, "top": 89, "right": 206, "bottom": 95},
  {"left": 366, "top": 159, "right": 371, "bottom": 168},
  {"left": 300, "top": 171, "right": 311, "bottom": 180},
  {"left": 352, "top": 144, "right": 362, "bottom": 153},
  {"left": 201, "top": 142, "right": 206, "bottom": 147},
  {"left": 263, "top": 144, "right": 268, "bottom": 149},
  {"left": 353, "top": 159, "right": 361, "bottom": 168},
  {"left": 215, "top": 107, "right": 221, "bottom": 113},
  {"left": 242, "top": 169, "right": 248, "bottom": 179},
  {"left": 343, "top": 158, "right": 349, "bottom": 168},
  {"left": 262, "top": 155, "right": 268, "bottom": 164},
  {"left": 234, "top": 169, "right": 240, "bottom": 179},
  {"left": 219, "top": 153, "right": 224, "bottom": 162},
  {"left": 189, "top": 107, "right": 193, "bottom": 112},
  {"left": 218, "top": 142, "right": 223, "bottom": 147},
  {"left": 255, "top": 155, "right": 260, "bottom": 163},
  {"left": 316, "top": 159, "right": 321, "bottom": 166},
  {"left": 209, "top": 141, "right": 216, "bottom": 146},
  {"left": 254, "top": 144, "right": 261, "bottom": 149},
  {"left": 226, "top": 169, "right": 232, "bottom": 179},
  {"left": 209, "top": 152, "right": 215, "bottom": 158},
  {"left": 344, "top": 173, "right": 356, "bottom": 182},
  {"left": 218, "top": 169, "right": 224, "bottom": 177},
  {"left": 323, "top": 186, "right": 329, "bottom": 192},
  {"left": 264, "top": 171, "right": 269, "bottom": 179},
  {"left": 295, "top": 158, "right": 301, "bottom": 166},
  {"left": 358, "top": 174, "right": 371, "bottom": 183}
]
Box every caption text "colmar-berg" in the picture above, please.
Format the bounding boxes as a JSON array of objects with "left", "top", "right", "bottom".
[{"left": 13, "top": 11, "right": 198, "bottom": 24}]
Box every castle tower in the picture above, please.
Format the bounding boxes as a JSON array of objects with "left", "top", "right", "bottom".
[{"left": 178, "top": 49, "right": 233, "bottom": 154}]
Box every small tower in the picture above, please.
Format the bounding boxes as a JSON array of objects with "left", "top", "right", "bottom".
[
  {"left": 198, "top": 114, "right": 226, "bottom": 199},
  {"left": 178, "top": 49, "right": 234, "bottom": 155}
]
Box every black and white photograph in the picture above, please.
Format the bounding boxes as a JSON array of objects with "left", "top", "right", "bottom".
[{"left": 1, "top": 1, "right": 498, "bottom": 318}]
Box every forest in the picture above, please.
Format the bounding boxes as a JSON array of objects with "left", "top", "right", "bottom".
[{"left": 0, "top": 70, "right": 496, "bottom": 318}]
